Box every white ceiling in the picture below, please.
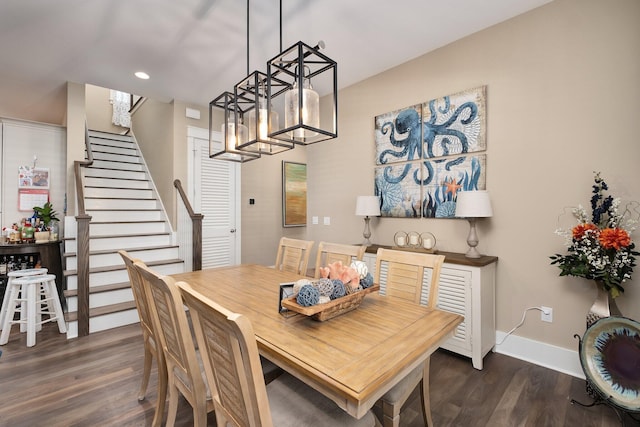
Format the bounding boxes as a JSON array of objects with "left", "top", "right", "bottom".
[{"left": 0, "top": 0, "right": 551, "bottom": 125}]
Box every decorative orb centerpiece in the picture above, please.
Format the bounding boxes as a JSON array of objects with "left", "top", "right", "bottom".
[{"left": 297, "top": 285, "right": 320, "bottom": 307}]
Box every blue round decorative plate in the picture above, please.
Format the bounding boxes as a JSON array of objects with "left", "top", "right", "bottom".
[{"left": 579, "top": 316, "right": 640, "bottom": 412}]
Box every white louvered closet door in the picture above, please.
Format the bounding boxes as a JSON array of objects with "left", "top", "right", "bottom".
[{"left": 188, "top": 127, "right": 240, "bottom": 268}]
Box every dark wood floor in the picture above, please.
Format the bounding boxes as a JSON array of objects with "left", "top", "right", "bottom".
[{"left": 0, "top": 322, "right": 636, "bottom": 427}]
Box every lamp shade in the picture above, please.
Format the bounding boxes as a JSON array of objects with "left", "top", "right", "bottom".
[
  {"left": 355, "top": 196, "right": 381, "bottom": 217},
  {"left": 455, "top": 191, "right": 493, "bottom": 218}
]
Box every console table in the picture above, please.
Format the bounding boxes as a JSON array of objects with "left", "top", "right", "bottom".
[
  {"left": 0, "top": 241, "right": 65, "bottom": 308},
  {"left": 362, "top": 244, "right": 497, "bottom": 370}
]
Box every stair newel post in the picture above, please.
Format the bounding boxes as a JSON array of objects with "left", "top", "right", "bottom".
[
  {"left": 75, "top": 213, "right": 91, "bottom": 336},
  {"left": 192, "top": 214, "right": 203, "bottom": 271}
]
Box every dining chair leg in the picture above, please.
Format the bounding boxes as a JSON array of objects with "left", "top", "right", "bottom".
[
  {"left": 420, "top": 358, "right": 433, "bottom": 427},
  {"left": 165, "top": 382, "right": 180, "bottom": 427},
  {"left": 152, "top": 358, "right": 168, "bottom": 427},
  {"left": 138, "top": 343, "right": 153, "bottom": 401}
]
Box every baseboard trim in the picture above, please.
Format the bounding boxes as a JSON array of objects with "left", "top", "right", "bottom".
[{"left": 495, "top": 331, "right": 585, "bottom": 379}]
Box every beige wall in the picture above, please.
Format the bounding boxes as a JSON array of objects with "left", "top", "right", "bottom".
[
  {"left": 241, "top": 0, "right": 640, "bottom": 350},
  {"left": 65, "top": 82, "right": 86, "bottom": 216}
]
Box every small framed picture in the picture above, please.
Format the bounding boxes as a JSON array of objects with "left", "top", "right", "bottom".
[
  {"left": 18, "top": 167, "right": 50, "bottom": 189},
  {"left": 278, "top": 282, "right": 296, "bottom": 317}
]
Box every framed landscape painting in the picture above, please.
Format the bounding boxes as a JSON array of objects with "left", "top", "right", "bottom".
[{"left": 282, "top": 161, "right": 307, "bottom": 227}]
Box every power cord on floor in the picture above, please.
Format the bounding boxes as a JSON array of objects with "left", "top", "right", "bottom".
[{"left": 496, "top": 306, "right": 550, "bottom": 346}]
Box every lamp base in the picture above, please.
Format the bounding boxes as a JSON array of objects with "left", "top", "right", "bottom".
[
  {"left": 362, "top": 216, "right": 372, "bottom": 246},
  {"left": 464, "top": 218, "right": 482, "bottom": 258}
]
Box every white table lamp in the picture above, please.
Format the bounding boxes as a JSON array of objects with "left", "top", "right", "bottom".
[
  {"left": 355, "top": 196, "right": 381, "bottom": 246},
  {"left": 454, "top": 190, "right": 493, "bottom": 258}
]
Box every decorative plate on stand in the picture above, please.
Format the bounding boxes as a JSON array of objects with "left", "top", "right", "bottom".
[{"left": 578, "top": 316, "right": 640, "bottom": 413}]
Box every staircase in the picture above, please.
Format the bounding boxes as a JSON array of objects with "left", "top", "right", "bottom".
[{"left": 64, "top": 130, "right": 185, "bottom": 338}]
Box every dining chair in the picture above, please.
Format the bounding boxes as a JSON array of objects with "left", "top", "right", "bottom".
[
  {"left": 274, "top": 237, "right": 314, "bottom": 276},
  {"left": 178, "top": 280, "right": 380, "bottom": 427},
  {"left": 118, "top": 250, "right": 167, "bottom": 427},
  {"left": 313, "top": 241, "right": 367, "bottom": 278},
  {"left": 374, "top": 248, "right": 446, "bottom": 427},
  {"left": 133, "top": 261, "right": 214, "bottom": 427}
]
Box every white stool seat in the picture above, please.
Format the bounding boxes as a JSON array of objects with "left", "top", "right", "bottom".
[
  {"left": 0, "top": 273, "right": 66, "bottom": 347},
  {"left": 0, "top": 268, "right": 49, "bottom": 331}
]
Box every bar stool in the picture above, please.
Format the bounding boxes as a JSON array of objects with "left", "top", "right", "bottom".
[
  {"left": 0, "top": 268, "right": 48, "bottom": 331},
  {"left": 0, "top": 273, "right": 66, "bottom": 347}
]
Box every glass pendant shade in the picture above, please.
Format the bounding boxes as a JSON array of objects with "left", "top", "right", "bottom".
[
  {"left": 234, "top": 71, "right": 294, "bottom": 155},
  {"left": 267, "top": 41, "right": 337, "bottom": 145},
  {"left": 285, "top": 78, "right": 319, "bottom": 138},
  {"left": 209, "top": 91, "right": 260, "bottom": 163}
]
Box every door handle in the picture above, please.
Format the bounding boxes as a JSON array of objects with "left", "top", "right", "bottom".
[{"left": 230, "top": 229, "right": 236, "bottom": 233}]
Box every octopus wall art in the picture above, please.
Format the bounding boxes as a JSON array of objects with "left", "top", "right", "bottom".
[{"left": 374, "top": 86, "right": 487, "bottom": 218}]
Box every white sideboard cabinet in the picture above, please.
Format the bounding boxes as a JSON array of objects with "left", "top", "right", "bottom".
[{"left": 362, "top": 245, "right": 497, "bottom": 370}]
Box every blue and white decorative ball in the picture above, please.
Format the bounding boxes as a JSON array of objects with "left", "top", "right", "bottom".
[
  {"left": 330, "top": 279, "right": 346, "bottom": 300},
  {"left": 293, "top": 278, "right": 313, "bottom": 296},
  {"left": 297, "top": 285, "right": 320, "bottom": 306},
  {"left": 314, "top": 278, "right": 334, "bottom": 297},
  {"left": 360, "top": 272, "right": 374, "bottom": 288}
]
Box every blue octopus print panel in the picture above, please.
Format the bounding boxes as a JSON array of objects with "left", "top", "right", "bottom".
[
  {"left": 422, "top": 86, "right": 486, "bottom": 159},
  {"left": 375, "top": 162, "right": 422, "bottom": 218},
  {"left": 375, "top": 104, "right": 422, "bottom": 165},
  {"left": 422, "top": 154, "right": 486, "bottom": 218}
]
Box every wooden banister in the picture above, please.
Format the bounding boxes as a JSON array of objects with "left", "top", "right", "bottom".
[{"left": 174, "top": 179, "right": 203, "bottom": 271}]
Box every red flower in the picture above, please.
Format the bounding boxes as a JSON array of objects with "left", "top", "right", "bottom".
[
  {"left": 599, "top": 228, "right": 631, "bottom": 250},
  {"left": 572, "top": 223, "right": 599, "bottom": 240}
]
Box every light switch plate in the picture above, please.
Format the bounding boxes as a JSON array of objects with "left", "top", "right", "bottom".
[{"left": 323, "top": 216, "right": 331, "bottom": 225}]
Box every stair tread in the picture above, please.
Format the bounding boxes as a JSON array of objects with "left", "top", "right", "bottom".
[
  {"left": 65, "top": 301, "right": 137, "bottom": 322},
  {"left": 63, "top": 244, "right": 179, "bottom": 258},
  {"left": 64, "top": 258, "right": 184, "bottom": 276}
]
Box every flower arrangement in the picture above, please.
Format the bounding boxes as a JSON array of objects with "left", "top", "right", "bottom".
[{"left": 550, "top": 172, "right": 639, "bottom": 298}]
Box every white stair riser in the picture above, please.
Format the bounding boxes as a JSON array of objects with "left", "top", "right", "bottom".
[
  {"left": 66, "top": 288, "right": 134, "bottom": 311},
  {"left": 84, "top": 187, "right": 154, "bottom": 199},
  {"left": 85, "top": 198, "right": 158, "bottom": 210},
  {"left": 65, "top": 247, "right": 180, "bottom": 270},
  {"left": 84, "top": 177, "right": 150, "bottom": 189},
  {"left": 66, "top": 309, "right": 140, "bottom": 339},
  {"left": 89, "top": 160, "right": 143, "bottom": 172},
  {"left": 64, "top": 234, "right": 172, "bottom": 253},
  {"left": 84, "top": 210, "right": 164, "bottom": 222},
  {"left": 85, "top": 168, "right": 146, "bottom": 180},
  {"left": 92, "top": 151, "right": 141, "bottom": 164},
  {"left": 66, "top": 262, "right": 184, "bottom": 290},
  {"left": 90, "top": 144, "right": 137, "bottom": 157},
  {"left": 90, "top": 221, "right": 167, "bottom": 236},
  {"left": 89, "top": 133, "right": 134, "bottom": 145}
]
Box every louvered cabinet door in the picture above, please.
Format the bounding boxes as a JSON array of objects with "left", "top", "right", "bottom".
[{"left": 363, "top": 249, "right": 496, "bottom": 370}]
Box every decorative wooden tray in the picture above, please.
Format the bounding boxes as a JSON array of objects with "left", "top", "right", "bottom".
[{"left": 281, "top": 284, "right": 380, "bottom": 321}]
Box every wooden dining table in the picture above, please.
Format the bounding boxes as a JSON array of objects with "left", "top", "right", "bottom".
[{"left": 172, "top": 264, "right": 462, "bottom": 420}]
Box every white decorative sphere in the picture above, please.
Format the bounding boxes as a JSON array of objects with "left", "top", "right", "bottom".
[{"left": 351, "top": 260, "right": 369, "bottom": 279}]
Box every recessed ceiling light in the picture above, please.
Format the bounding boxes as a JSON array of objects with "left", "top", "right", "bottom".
[{"left": 135, "top": 71, "right": 150, "bottom": 80}]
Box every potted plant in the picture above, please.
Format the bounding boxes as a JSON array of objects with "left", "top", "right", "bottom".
[{"left": 33, "top": 202, "right": 60, "bottom": 241}]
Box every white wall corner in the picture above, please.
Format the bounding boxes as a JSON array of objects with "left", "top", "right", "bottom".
[{"left": 495, "top": 331, "right": 585, "bottom": 379}]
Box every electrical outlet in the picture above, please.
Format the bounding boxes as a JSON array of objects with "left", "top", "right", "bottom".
[{"left": 541, "top": 306, "right": 553, "bottom": 323}]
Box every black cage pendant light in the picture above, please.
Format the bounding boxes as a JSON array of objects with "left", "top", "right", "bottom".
[
  {"left": 209, "top": 91, "right": 260, "bottom": 163},
  {"left": 266, "top": 1, "right": 337, "bottom": 145}
]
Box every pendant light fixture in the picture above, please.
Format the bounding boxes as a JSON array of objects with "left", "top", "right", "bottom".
[
  {"left": 208, "top": 0, "right": 337, "bottom": 161},
  {"left": 209, "top": 91, "right": 260, "bottom": 162},
  {"left": 266, "top": 1, "right": 337, "bottom": 145},
  {"left": 234, "top": 0, "right": 294, "bottom": 155}
]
